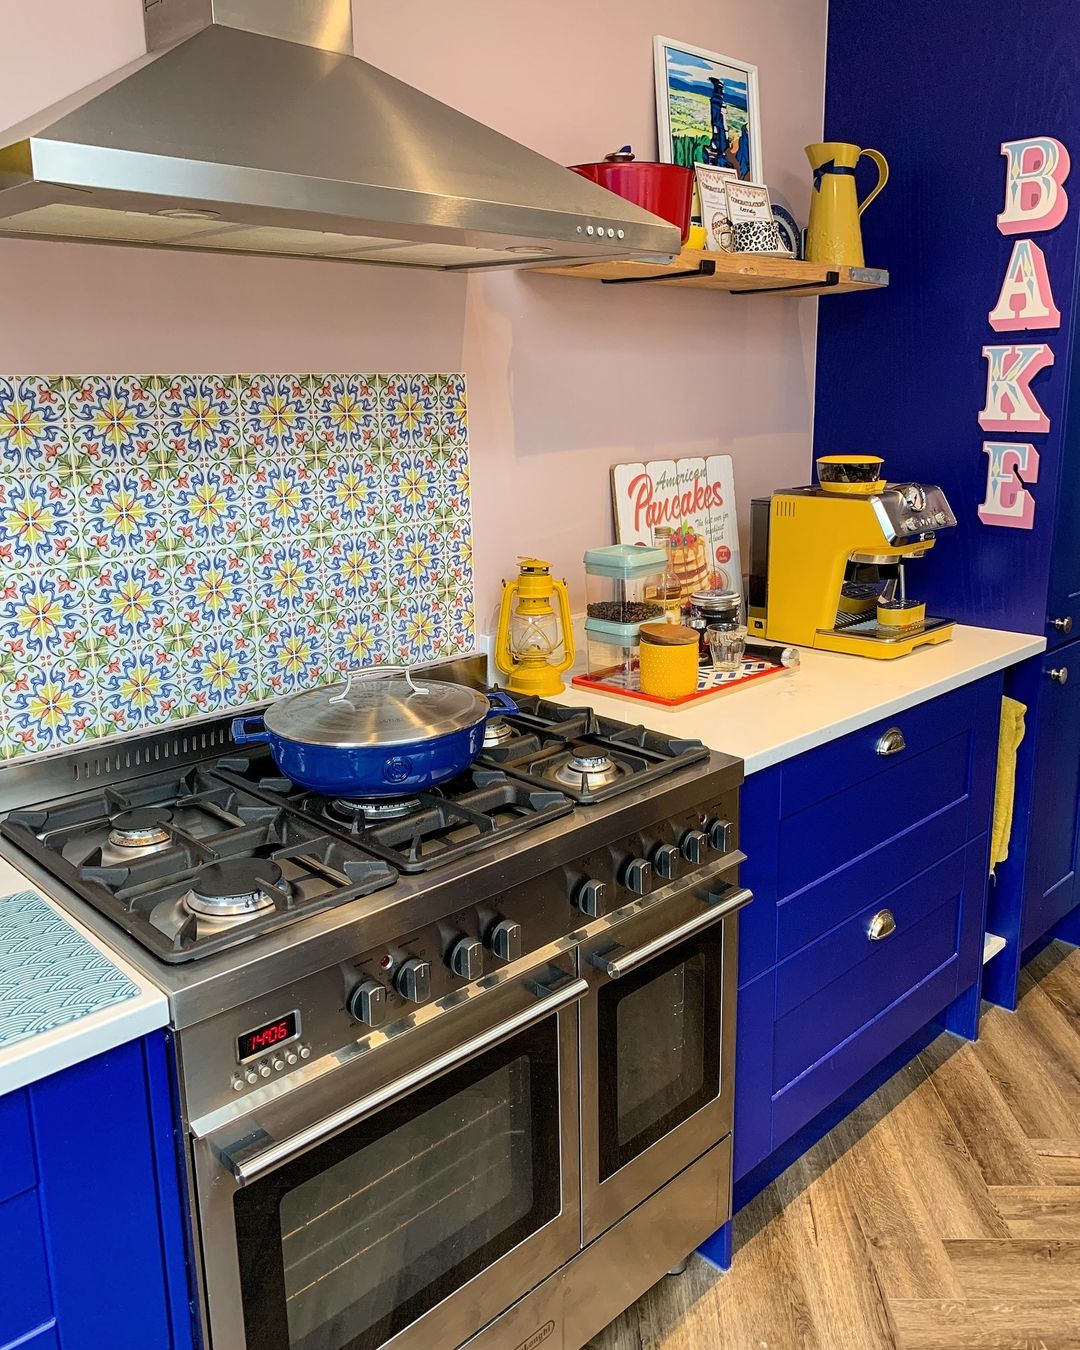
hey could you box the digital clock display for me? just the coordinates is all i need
[237,1011,300,1063]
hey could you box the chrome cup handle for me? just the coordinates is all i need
[327,664,428,706]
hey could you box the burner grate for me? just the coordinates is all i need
[209,756,575,874]
[0,768,397,962]
[476,695,709,803]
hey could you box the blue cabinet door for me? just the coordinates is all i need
[0,1033,196,1350]
[1047,269,1080,647]
[1021,642,1080,949]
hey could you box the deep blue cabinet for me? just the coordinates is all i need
[0,1033,195,1350]
[729,677,999,1201]
[1019,645,1080,949]
[814,0,1080,1000]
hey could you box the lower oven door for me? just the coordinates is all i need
[579,864,750,1244]
[191,961,584,1350]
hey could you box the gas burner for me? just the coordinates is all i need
[483,718,518,749]
[327,796,423,824]
[186,858,284,919]
[554,752,625,791]
[108,807,174,850]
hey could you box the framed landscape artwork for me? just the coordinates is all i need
[653,37,762,184]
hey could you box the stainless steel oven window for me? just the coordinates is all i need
[232,1019,561,1350]
[596,936,721,1180]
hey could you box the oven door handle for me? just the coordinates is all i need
[217,974,589,1186]
[588,883,753,980]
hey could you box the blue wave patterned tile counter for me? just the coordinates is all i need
[0,373,475,758]
[0,890,139,1049]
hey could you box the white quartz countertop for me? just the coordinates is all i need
[0,855,167,1097]
[551,624,1047,774]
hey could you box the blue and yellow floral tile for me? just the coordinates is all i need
[0,374,473,758]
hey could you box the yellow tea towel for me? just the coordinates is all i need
[991,695,1026,874]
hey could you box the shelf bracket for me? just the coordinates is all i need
[730,270,841,295]
[599,262,842,294]
[601,259,719,286]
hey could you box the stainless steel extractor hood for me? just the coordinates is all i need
[0,0,680,270]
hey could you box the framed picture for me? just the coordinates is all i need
[653,37,762,184]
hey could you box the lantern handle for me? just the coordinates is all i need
[552,577,576,675]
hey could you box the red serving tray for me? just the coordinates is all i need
[571,656,789,708]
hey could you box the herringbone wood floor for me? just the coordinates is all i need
[592,941,1080,1350]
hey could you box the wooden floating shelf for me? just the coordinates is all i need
[534,247,889,297]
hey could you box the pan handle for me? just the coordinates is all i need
[231,716,270,745]
[328,665,429,705]
[485,690,520,718]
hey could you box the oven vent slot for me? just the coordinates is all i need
[71,723,234,782]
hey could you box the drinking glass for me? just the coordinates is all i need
[707,624,747,672]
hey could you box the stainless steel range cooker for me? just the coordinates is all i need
[0,658,747,1350]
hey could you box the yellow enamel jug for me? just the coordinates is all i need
[804,142,889,266]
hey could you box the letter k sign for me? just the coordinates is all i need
[978,343,1054,434]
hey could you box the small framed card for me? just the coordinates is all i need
[723,179,773,223]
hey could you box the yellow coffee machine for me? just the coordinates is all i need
[747,457,957,659]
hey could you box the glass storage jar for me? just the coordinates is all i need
[584,616,643,689]
[687,588,744,658]
[584,545,667,626]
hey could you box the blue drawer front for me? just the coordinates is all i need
[772,960,960,1145]
[0,1090,36,1204]
[773,845,968,1088]
[773,897,961,1089]
[777,798,970,959]
[0,1190,52,1346]
[778,730,973,900]
[2,1325,59,1350]
[779,682,982,816]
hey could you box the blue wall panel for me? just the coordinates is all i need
[814,0,1080,637]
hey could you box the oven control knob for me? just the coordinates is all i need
[244,1069,259,1085]
[576,878,608,917]
[271,1057,285,1072]
[652,844,680,882]
[258,1063,272,1078]
[231,1075,244,1092]
[394,959,431,1004]
[681,829,710,865]
[489,919,523,963]
[347,978,388,1027]
[706,818,734,853]
[623,857,653,895]
[285,1050,298,1065]
[449,937,484,981]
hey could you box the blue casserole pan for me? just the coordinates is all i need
[232,670,519,798]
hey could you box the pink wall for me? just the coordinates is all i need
[0,0,826,632]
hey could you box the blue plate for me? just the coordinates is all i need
[771,204,801,259]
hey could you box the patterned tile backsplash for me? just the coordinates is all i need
[0,373,473,759]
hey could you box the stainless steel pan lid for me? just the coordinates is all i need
[262,669,490,749]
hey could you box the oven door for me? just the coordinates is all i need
[191,961,583,1350]
[579,864,749,1244]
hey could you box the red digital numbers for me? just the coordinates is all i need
[238,1012,298,1062]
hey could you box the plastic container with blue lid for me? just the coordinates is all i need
[583,544,667,627]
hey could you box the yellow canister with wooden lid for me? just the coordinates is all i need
[638,623,699,699]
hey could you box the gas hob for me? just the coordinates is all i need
[0,664,737,1031]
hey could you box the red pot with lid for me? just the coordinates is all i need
[569,147,694,242]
